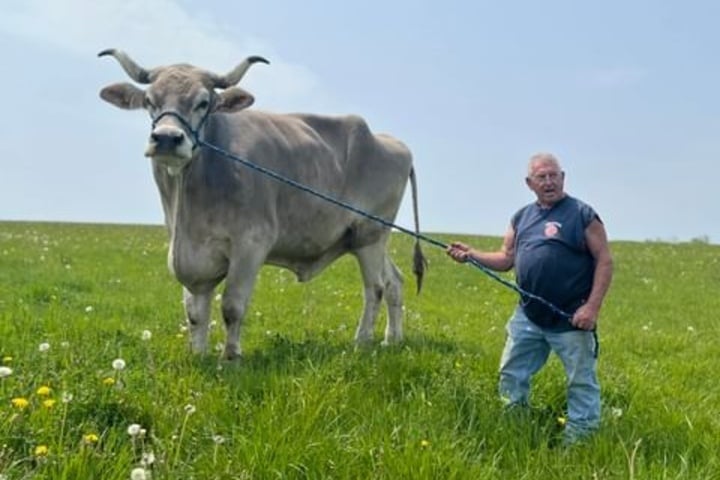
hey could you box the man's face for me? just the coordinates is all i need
[526,161,565,206]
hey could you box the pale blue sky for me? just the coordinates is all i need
[1,0,718,243]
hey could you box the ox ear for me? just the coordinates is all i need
[99,82,145,110]
[215,87,255,113]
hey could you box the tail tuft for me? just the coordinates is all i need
[413,240,428,294]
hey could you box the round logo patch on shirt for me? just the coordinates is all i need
[544,221,561,237]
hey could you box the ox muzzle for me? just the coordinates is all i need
[145,110,209,172]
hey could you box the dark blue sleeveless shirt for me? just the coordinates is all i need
[511,195,600,331]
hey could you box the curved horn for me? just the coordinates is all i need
[212,56,270,89]
[98,48,152,84]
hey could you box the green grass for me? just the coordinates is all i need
[0,221,718,479]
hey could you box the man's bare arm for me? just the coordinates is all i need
[447,225,516,272]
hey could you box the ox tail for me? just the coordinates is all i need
[410,167,428,294]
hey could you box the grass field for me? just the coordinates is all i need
[0,221,718,479]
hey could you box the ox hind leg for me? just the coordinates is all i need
[353,241,404,346]
[184,287,213,354]
[382,257,405,346]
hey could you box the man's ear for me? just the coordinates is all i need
[99,82,145,110]
[215,87,255,113]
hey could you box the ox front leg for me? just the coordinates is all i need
[382,257,405,346]
[354,243,387,345]
[221,253,265,360]
[184,288,213,354]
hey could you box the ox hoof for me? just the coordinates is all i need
[353,339,376,354]
[354,328,374,344]
[223,347,242,361]
[381,334,404,347]
[353,336,374,348]
[189,344,209,356]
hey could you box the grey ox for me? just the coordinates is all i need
[98,49,426,359]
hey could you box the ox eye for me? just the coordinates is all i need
[143,96,156,111]
[195,100,209,111]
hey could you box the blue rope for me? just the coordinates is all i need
[197,138,572,319]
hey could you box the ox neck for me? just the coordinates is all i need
[152,159,189,237]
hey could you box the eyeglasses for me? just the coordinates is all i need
[529,171,562,183]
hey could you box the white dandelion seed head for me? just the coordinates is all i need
[127,423,142,437]
[141,330,152,341]
[0,366,12,378]
[184,404,196,415]
[642,325,650,331]
[687,326,695,333]
[62,392,74,403]
[141,451,156,466]
[38,342,50,352]
[212,435,225,444]
[130,467,149,480]
[85,306,94,313]
[112,359,126,371]
[611,407,623,418]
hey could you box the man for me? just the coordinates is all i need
[446,152,613,444]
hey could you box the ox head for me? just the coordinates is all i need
[98,49,269,174]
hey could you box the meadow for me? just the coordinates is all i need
[0,221,718,479]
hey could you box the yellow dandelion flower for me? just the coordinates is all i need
[2,356,12,363]
[11,397,30,409]
[420,439,431,449]
[34,445,49,456]
[557,416,567,426]
[103,377,116,386]
[36,385,52,396]
[83,433,100,444]
[42,399,57,409]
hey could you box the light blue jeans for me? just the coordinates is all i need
[499,306,600,440]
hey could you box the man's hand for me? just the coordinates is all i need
[571,303,599,331]
[446,242,471,263]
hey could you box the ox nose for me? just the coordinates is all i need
[151,129,185,151]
